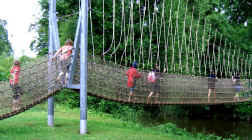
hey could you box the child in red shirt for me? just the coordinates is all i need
[9,60,22,110]
[126,62,141,102]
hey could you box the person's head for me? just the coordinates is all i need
[155,64,159,69]
[132,61,138,68]
[14,60,20,66]
[236,72,240,77]
[65,39,73,46]
[210,70,215,75]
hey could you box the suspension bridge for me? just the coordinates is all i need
[0,0,251,135]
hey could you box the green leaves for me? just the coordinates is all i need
[0,19,12,56]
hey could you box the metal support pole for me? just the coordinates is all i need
[80,0,88,135]
[48,97,54,126]
[48,0,58,127]
[67,15,82,87]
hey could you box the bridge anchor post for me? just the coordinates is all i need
[80,0,88,135]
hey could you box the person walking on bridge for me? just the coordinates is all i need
[53,39,73,86]
[208,71,217,103]
[232,73,241,102]
[126,62,141,102]
[147,64,162,104]
[9,60,23,110]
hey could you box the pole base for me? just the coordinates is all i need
[80,120,87,134]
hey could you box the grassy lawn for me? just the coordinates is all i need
[0,104,198,140]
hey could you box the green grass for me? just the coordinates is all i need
[0,104,202,140]
[0,104,236,140]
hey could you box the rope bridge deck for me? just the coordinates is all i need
[0,57,250,120]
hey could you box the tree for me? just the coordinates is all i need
[222,0,252,24]
[0,19,12,56]
[34,0,251,77]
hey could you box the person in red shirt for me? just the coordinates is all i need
[9,60,22,110]
[53,39,73,86]
[126,62,141,102]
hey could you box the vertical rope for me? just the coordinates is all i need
[175,0,181,73]
[161,0,168,72]
[212,30,217,74]
[89,0,95,62]
[102,0,105,62]
[131,0,135,62]
[227,42,231,76]
[110,0,125,63]
[140,0,147,69]
[223,39,228,76]
[241,51,245,76]
[119,0,131,66]
[217,35,222,77]
[129,0,133,64]
[248,54,252,79]
[147,0,154,67]
[156,0,165,68]
[188,6,194,74]
[220,46,225,77]
[172,35,175,72]
[138,0,143,67]
[195,12,201,75]
[236,48,241,75]
[244,54,248,77]
[113,0,116,63]
[206,24,212,74]
[167,0,173,72]
[201,19,207,76]
[231,45,235,76]
[181,0,188,74]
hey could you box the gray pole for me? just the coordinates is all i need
[48,0,56,127]
[48,97,54,126]
[80,0,88,135]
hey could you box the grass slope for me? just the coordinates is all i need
[0,104,197,140]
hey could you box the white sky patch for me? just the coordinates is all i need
[0,0,41,59]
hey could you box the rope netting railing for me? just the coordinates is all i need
[70,60,251,105]
[66,0,252,105]
[1,0,252,120]
[0,56,63,120]
[0,55,250,120]
[85,0,251,77]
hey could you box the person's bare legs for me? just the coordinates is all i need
[208,89,212,103]
[147,92,153,104]
[57,71,64,81]
[155,93,159,104]
[12,99,17,110]
[233,96,237,102]
[64,72,69,86]
[214,89,216,103]
[12,97,21,110]
[128,90,133,102]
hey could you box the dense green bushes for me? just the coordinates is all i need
[54,88,252,123]
[158,123,240,140]
[54,89,145,122]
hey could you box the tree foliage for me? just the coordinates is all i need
[33,0,252,77]
[0,19,12,56]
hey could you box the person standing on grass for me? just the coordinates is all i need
[53,39,73,86]
[9,60,23,110]
[126,62,141,102]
